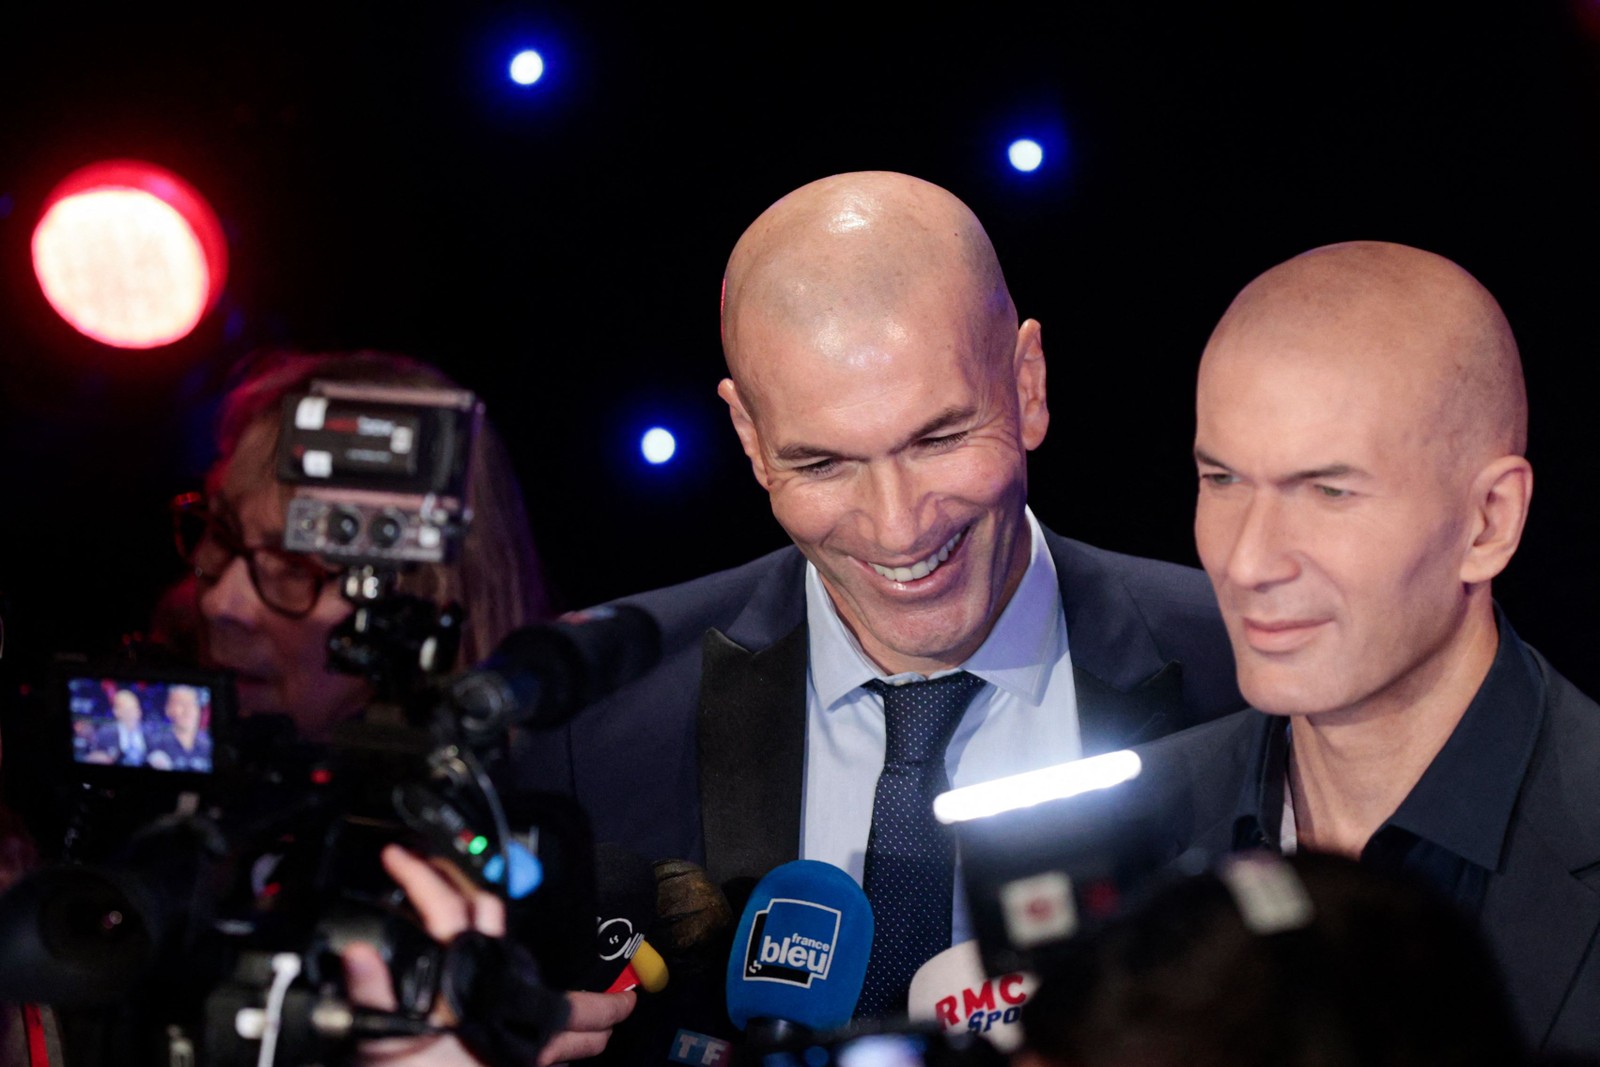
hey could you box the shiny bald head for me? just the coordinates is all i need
[1194,241,1533,722]
[720,171,1016,400]
[1202,241,1526,468]
[714,172,1050,676]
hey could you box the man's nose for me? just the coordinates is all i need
[862,461,926,556]
[1221,492,1301,591]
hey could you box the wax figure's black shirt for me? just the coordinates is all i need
[1135,609,1600,1056]
[1229,609,1544,913]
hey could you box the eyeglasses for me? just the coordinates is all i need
[171,492,337,619]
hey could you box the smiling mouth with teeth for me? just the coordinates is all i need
[868,528,966,583]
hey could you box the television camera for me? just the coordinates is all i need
[0,380,650,1066]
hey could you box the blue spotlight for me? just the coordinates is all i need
[509,49,546,87]
[1008,138,1044,173]
[641,427,677,465]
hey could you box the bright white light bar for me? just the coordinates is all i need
[934,749,1141,824]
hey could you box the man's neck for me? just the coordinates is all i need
[1286,604,1499,858]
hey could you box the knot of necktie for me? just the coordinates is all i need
[865,670,986,769]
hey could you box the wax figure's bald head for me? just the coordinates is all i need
[1194,240,1531,720]
[1203,241,1526,474]
[715,172,1049,676]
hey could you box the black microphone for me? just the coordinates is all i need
[653,859,735,970]
[448,605,661,737]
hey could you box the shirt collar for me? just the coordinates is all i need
[1230,607,1546,871]
[806,507,1065,708]
[1383,610,1545,870]
[1231,714,1290,851]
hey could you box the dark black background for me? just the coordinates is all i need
[2,3,1598,691]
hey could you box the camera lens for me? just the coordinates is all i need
[329,509,362,546]
[370,512,404,549]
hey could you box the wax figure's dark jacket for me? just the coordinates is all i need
[1132,616,1600,1058]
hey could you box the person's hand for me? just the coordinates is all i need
[146,750,173,771]
[533,990,636,1066]
[343,845,504,1066]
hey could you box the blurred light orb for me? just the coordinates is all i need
[509,50,546,86]
[31,160,227,349]
[1007,139,1045,173]
[641,427,677,465]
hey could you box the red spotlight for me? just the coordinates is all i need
[31,160,228,350]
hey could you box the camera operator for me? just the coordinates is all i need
[181,351,646,1066]
[174,349,548,741]
[165,350,631,1064]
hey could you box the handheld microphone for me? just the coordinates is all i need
[653,858,735,969]
[448,605,662,737]
[584,844,669,995]
[906,941,1036,1053]
[724,860,873,1045]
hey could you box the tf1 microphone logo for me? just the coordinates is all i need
[742,897,841,987]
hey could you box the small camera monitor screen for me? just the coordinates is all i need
[67,676,217,775]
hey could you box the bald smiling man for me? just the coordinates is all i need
[519,171,1242,1048]
[1139,241,1600,1056]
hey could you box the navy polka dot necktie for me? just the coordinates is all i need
[854,671,986,1018]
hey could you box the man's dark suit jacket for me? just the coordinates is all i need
[1134,621,1600,1057]
[519,527,1243,889]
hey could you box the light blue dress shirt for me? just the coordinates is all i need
[799,508,1082,944]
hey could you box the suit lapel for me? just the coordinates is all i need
[1044,528,1193,753]
[697,623,808,888]
[1488,670,1600,1052]
[1483,826,1600,1049]
[1074,660,1184,756]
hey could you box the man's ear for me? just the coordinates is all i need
[718,377,772,490]
[1460,455,1533,585]
[1015,318,1049,451]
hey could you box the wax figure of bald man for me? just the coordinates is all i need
[1134,241,1600,1057]
[516,172,1241,1052]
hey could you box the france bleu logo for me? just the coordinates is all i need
[741,897,841,987]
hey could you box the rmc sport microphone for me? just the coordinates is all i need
[906,940,1036,1053]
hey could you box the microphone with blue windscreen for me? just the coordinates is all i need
[724,860,874,1046]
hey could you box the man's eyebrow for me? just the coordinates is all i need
[1194,450,1369,483]
[774,442,845,463]
[772,406,976,464]
[1284,463,1368,482]
[901,406,975,446]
